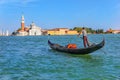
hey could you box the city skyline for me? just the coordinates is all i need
[0,0,120,32]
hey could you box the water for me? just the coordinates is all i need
[0,34,120,80]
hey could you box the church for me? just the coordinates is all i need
[15,15,42,36]
[29,22,42,35]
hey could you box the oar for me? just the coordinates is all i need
[78,36,94,46]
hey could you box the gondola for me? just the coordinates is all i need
[48,39,105,54]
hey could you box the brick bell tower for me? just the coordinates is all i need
[21,15,25,31]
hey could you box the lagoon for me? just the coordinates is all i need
[0,34,120,80]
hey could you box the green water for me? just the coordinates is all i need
[0,34,120,80]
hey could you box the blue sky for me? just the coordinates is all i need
[0,0,120,32]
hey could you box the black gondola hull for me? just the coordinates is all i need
[48,39,105,54]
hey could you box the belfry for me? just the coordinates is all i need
[13,15,42,36]
[21,15,25,31]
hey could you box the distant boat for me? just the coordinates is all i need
[48,39,105,54]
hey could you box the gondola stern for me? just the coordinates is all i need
[48,40,54,46]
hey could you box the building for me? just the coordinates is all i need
[66,30,78,35]
[29,22,42,35]
[14,15,42,36]
[47,28,78,35]
[16,15,28,36]
[112,30,120,34]
[106,28,120,34]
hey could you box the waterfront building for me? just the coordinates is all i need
[112,30,120,34]
[106,28,120,34]
[21,15,25,31]
[16,15,28,36]
[14,15,42,36]
[47,28,78,35]
[66,30,78,35]
[29,22,42,36]
[16,31,28,36]
[47,28,68,35]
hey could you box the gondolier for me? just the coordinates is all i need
[79,27,90,48]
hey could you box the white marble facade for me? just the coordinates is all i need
[29,22,42,36]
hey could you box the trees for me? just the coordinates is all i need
[95,29,104,34]
[72,27,104,34]
[73,27,83,33]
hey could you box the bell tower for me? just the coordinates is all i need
[21,15,25,31]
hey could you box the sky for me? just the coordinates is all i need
[0,0,120,32]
